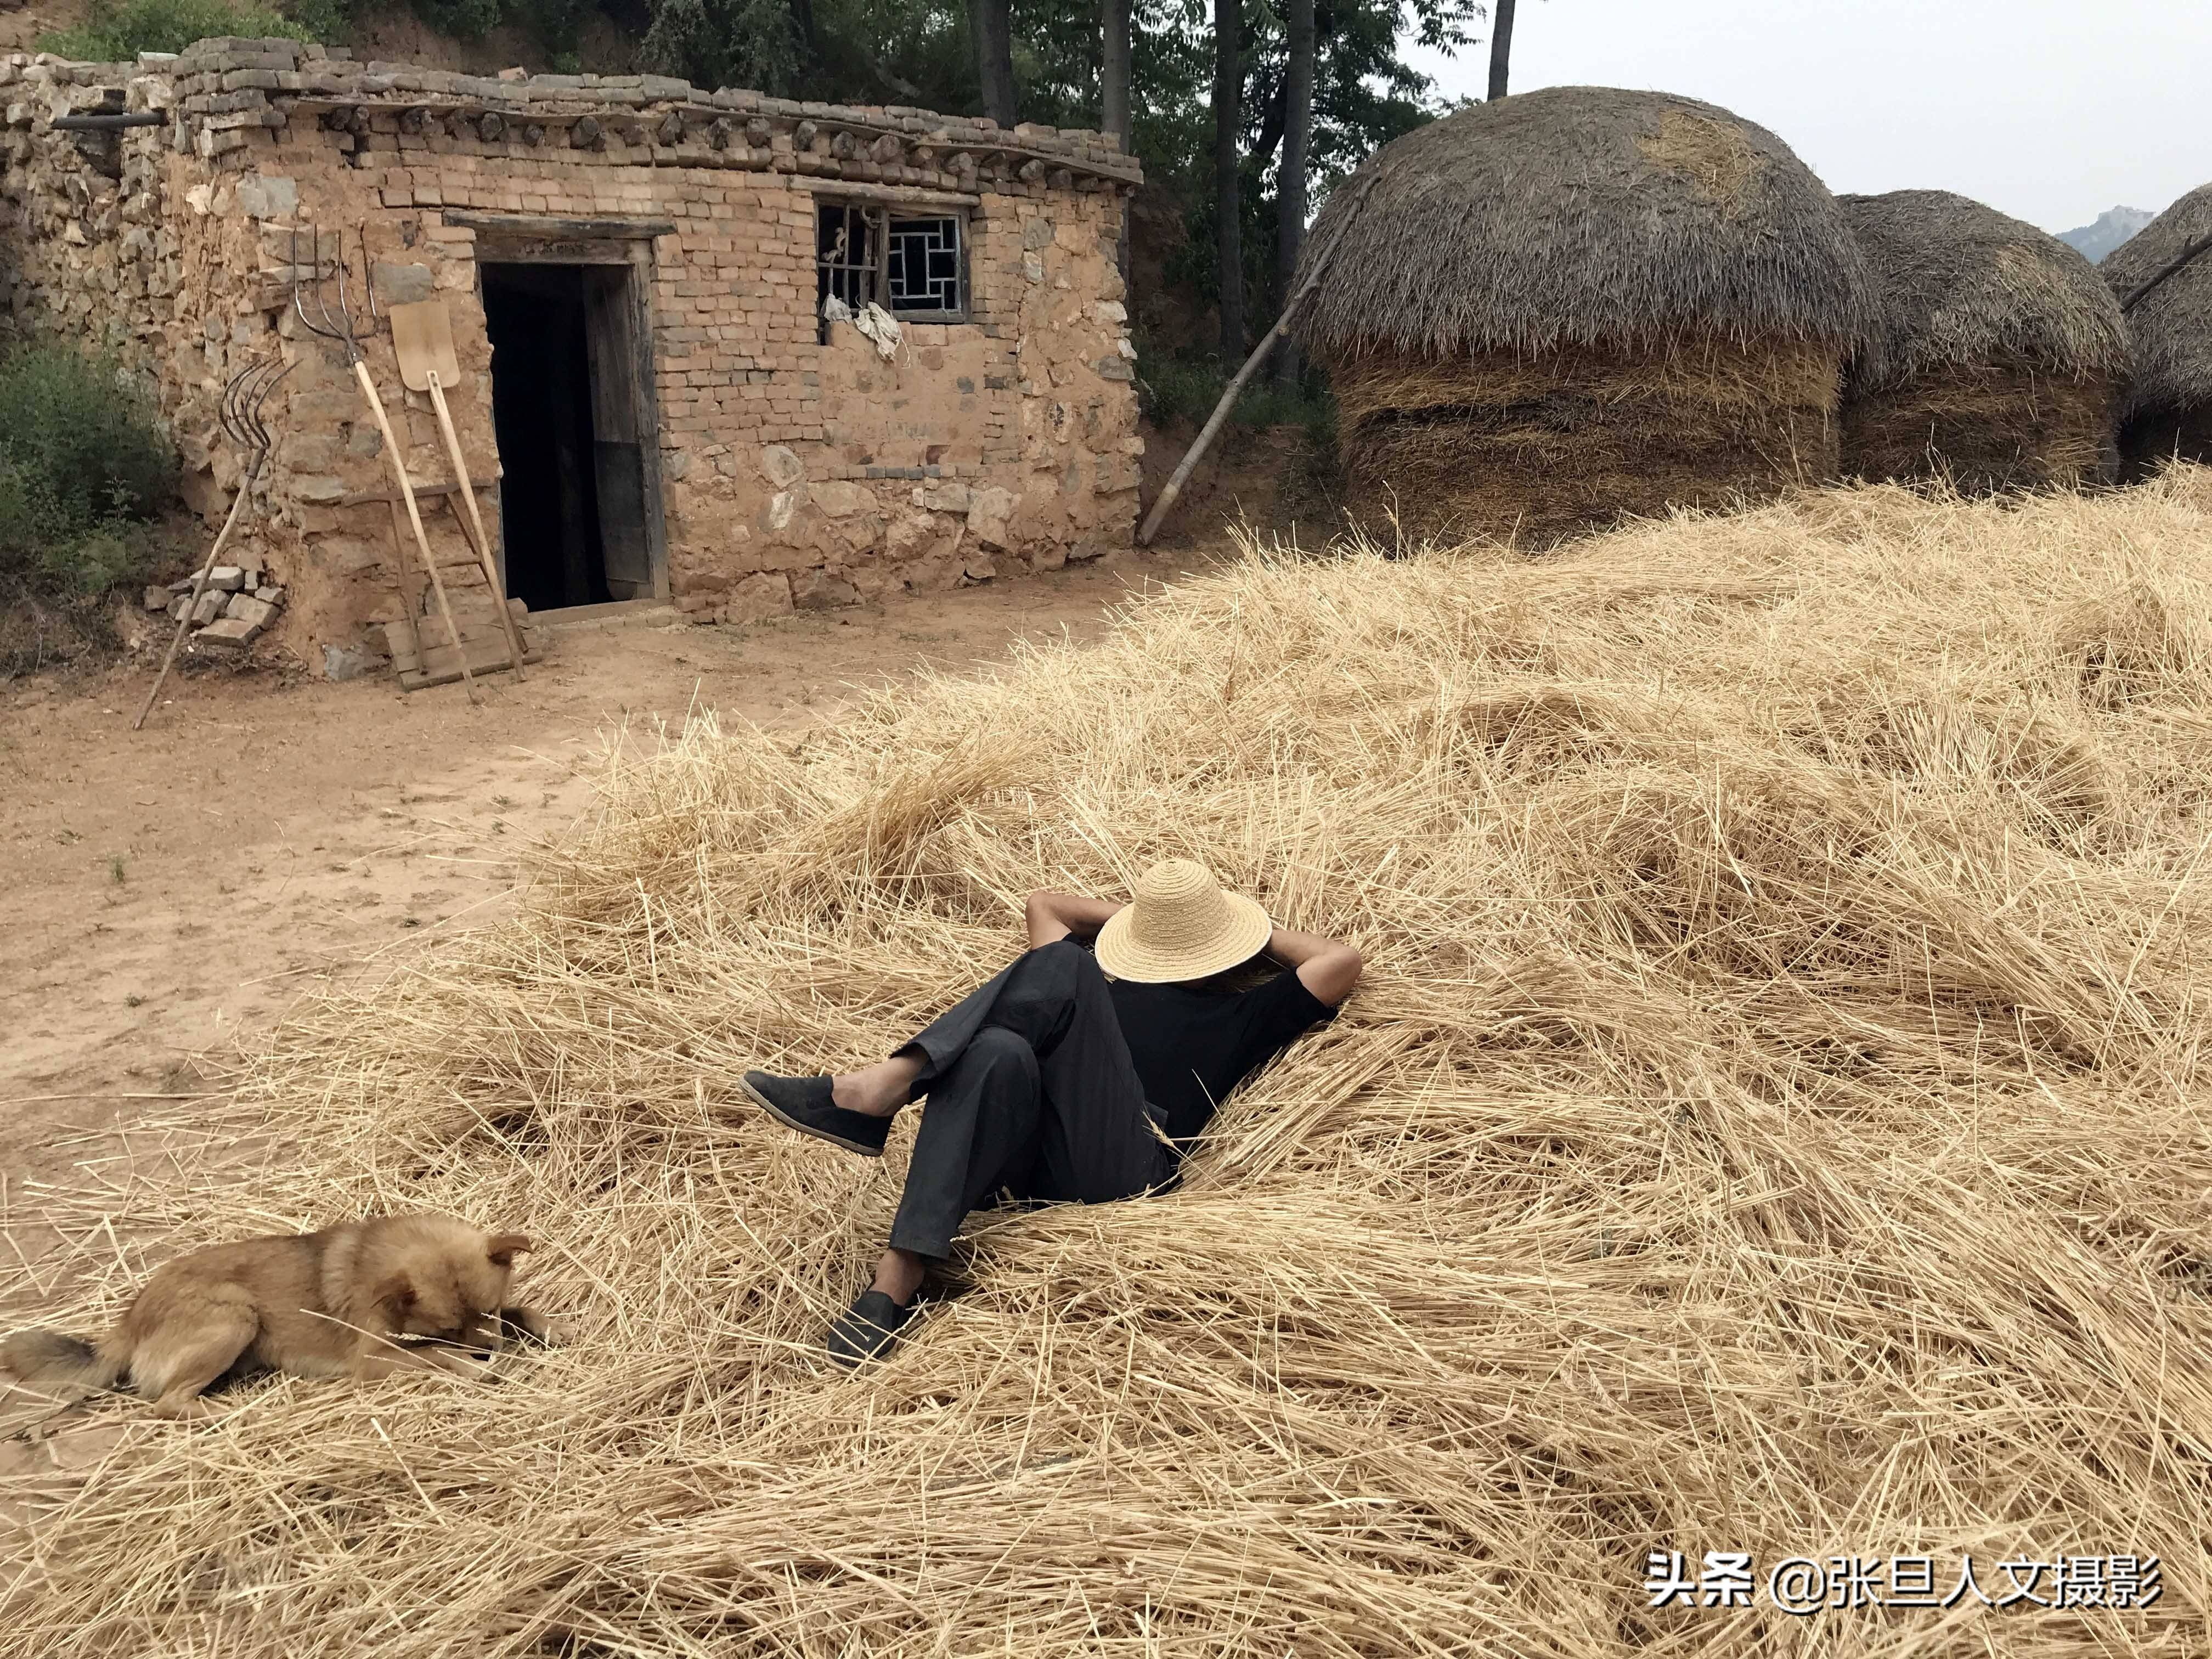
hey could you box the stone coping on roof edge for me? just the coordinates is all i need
[0,38,1143,188]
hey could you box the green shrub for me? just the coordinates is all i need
[281,0,352,42]
[0,459,64,562]
[405,0,505,40]
[512,0,597,60]
[0,346,174,600]
[40,0,317,60]
[44,523,160,595]
[0,346,171,523]
[1132,348,1227,427]
[1133,338,1336,436]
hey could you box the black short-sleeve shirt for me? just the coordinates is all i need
[1107,966,1338,1146]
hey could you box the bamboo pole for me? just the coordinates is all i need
[1137,173,1374,548]
[1139,317,1291,548]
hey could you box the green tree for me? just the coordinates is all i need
[1159,0,1473,352]
[1486,0,1514,97]
[0,345,174,601]
[974,0,1018,123]
[1212,0,1242,356]
[1273,0,1312,387]
[641,0,805,94]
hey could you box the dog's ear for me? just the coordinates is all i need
[374,1272,417,1321]
[486,1233,533,1269]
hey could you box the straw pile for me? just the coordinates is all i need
[2103,182,2212,473]
[9,471,2212,1654]
[1839,190,2130,492]
[1295,88,1878,547]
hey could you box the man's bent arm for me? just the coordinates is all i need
[1264,926,1363,1007]
[1025,890,1125,949]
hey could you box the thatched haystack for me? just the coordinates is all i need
[9,477,2212,1651]
[1839,190,2130,491]
[1295,87,1878,546]
[2102,182,2212,472]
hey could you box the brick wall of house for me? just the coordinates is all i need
[0,42,1142,672]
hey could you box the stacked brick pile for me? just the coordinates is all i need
[143,556,287,653]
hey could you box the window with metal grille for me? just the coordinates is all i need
[816,202,879,323]
[815,202,967,337]
[884,216,963,315]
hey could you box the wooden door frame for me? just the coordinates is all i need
[460,213,671,603]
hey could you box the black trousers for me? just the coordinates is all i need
[887,940,1174,1260]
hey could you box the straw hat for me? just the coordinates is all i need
[1094,859,1273,984]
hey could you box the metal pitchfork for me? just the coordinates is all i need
[133,356,294,730]
[292,219,480,704]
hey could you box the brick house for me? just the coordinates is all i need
[0,38,1143,677]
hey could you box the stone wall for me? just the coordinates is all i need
[658,183,1139,621]
[0,40,1142,669]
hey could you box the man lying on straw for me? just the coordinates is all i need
[741,860,1362,1365]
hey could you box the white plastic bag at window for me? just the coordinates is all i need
[820,293,854,323]
[854,302,902,360]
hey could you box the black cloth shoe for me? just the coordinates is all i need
[826,1290,916,1368]
[740,1072,890,1157]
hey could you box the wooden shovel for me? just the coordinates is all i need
[390,298,527,682]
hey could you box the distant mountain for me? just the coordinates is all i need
[2058,206,2155,264]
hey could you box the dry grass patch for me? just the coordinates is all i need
[8,472,2212,1655]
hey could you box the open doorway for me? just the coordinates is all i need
[481,258,659,611]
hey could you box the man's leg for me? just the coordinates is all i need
[849,946,1153,1304]
[865,1028,1040,1299]
[830,1026,1040,1363]
[832,1054,923,1116]
[857,939,1168,1202]
[783,944,1143,1136]
[765,962,1026,1132]
[753,939,1163,1242]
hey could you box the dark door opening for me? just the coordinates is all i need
[482,260,657,610]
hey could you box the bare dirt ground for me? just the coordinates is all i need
[0,545,1231,1226]
[0,0,85,55]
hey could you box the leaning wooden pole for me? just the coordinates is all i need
[424,376,527,682]
[2119,232,2212,314]
[354,359,479,706]
[1138,313,1298,547]
[131,472,255,730]
[1137,173,1375,548]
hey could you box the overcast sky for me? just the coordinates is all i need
[1406,0,2211,234]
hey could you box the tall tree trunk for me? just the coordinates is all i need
[974,0,1018,127]
[1487,0,1516,100]
[1101,0,1132,143]
[1101,0,1133,280]
[1274,0,1313,390]
[1212,0,1243,358]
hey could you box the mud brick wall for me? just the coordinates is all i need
[0,41,1143,670]
[654,183,1138,619]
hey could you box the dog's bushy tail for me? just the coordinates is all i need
[1,1329,122,1391]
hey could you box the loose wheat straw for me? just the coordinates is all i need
[5,473,2212,1655]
